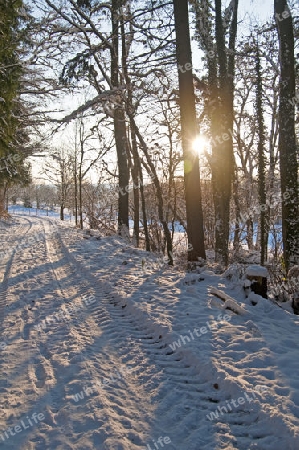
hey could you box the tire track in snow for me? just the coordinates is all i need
[2,217,144,449]
[38,219,156,448]
[0,215,45,447]
[0,251,15,333]
[0,215,36,334]
[54,227,230,449]
[58,229,299,450]
[1,217,208,449]
[0,215,84,449]
[4,219,174,448]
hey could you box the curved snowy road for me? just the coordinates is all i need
[0,215,298,450]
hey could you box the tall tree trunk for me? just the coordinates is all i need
[74,170,78,226]
[256,46,268,265]
[111,0,129,235]
[173,0,206,262]
[246,218,254,250]
[119,5,150,252]
[275,0,299,271]
[194,0,238,265]
[79,142,83,229]
[74,143,78,226]
[79,168,83,229]
[232,163,241,252]
[210,0,238,266]
[120,12,140,246]
[0,187,6,215]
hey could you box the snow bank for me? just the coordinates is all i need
[246,265,269,278]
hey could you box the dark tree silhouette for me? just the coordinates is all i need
[173,0,206,262]
[275,0,299,270]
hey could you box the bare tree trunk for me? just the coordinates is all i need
[119,6,150,251]
[173,0,206,262]
[74,144,78,226]
[120,13,139,246]
[79,140,83,229]
[79,174,83,229]
[0,187,6,215]
[246,218,254,250]
[232,164,241,252]
[74,170,78,226]
[268,79,279,261]
[256,46,268,265]
[275,0,299,271]
[210,0,239,266]
[111,0,129,235]
[194,0,238,265]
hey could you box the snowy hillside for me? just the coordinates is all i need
[0,215,298,450]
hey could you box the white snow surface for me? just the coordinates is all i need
[245,266,269,278]
[0,215,299,450]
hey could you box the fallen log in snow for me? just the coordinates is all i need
[209,287,247,315]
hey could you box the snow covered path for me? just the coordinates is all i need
[0,215,299,450]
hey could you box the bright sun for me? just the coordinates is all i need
[192,135,208,155]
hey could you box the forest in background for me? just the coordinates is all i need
[0,0,298,275]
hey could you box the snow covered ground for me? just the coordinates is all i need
[0,214,298,450]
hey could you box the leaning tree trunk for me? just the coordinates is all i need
[275,0,299,271]
[131,148,140,247]
[130,123,150,251]
[132,119,173,264]
[173,0,206,262]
